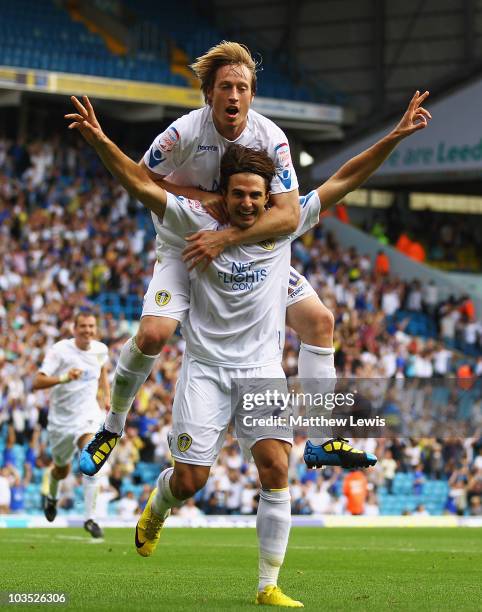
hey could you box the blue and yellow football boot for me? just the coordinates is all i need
[304,438,377,469]
[256,585,303,607]
[135,489,169,557]
[79,427,120,476]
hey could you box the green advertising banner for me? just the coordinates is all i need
[312,78,482,181]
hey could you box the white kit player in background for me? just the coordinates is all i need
[32,311,110,539]
[65,91,430,606]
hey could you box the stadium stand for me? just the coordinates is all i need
[0,0,334,102]
[1,130,481,519]
[0,0,183,85]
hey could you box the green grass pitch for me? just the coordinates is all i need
[1,528,481,610]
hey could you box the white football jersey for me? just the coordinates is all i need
[158,190,321,367]
[143,106,299,257]
[39,338,108,429]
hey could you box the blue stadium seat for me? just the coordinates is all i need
[0,0,344,101]
[133,461,160,485]
[379,477,449,516]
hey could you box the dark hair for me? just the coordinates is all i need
[219,145,275,193]
[74,309,97,327]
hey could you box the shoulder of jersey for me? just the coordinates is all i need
[183,106,210,130]
[91,339,109,354]
[48,338,72,356]
[55,338,72,350]
[299,190,320,209]
[171,193,209,216]
[248,108,285,135]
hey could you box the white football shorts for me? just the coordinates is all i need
[286,267,317,307]
[48,417,102,467]
[142,257,190,323]
[169,353,293,466]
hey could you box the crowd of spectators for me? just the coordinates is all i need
[1,134,481,519]
[363,206,482,272]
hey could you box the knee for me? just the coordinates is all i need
[303,303,334,345]
[173,481,200,500]
[136,320,172,354]
[52,464,70,480]
[310,304,334,336]
[258,457,288,490]
[289,298,335,346]
[171,469,208,500]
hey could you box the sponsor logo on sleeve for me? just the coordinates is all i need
[158,126,180,153]
[148,147,166,169]
[147,126,180,168]
[274,142,292,190]
[176,196,205,212]
[299,190,316,209]
[288,269,304,297]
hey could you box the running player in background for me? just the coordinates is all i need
[32,311,110,538]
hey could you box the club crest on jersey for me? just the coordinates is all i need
[177,433,192,452]
[274,142,292,190]
[258,239,275,251]
[155,290,171,307]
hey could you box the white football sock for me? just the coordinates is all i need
[298,342,336,444]
[83,475,99,521]
[257,488,291,591]
[105,337,159,434]
[151,467,184,519]
[48,470,60,500]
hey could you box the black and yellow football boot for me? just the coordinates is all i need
[79,427,120,475]
[304,438,377,469]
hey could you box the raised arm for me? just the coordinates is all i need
[65,96,167,219]
[317,91,431,210]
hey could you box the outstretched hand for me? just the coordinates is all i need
[65,95,106,146]
[394,90,432,137]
